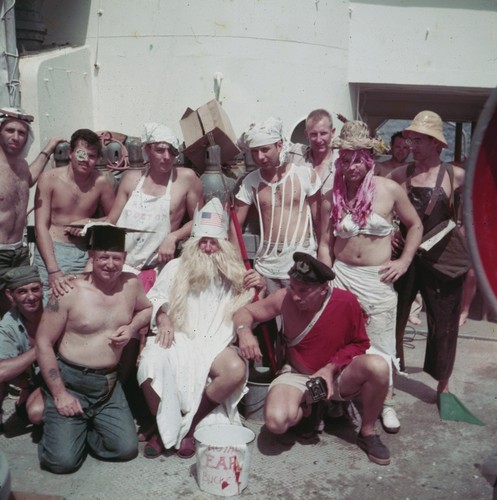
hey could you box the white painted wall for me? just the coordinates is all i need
[17,0,497,158]
[19,46,94,153]
[38,0,352,141]
[348,0,497,87]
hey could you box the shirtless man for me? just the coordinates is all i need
[0,108,63,315]
[107,122,203,278]
[389,111,466,396]
[36,225,152,474]
[234,117,321,293]
[375,131,410,177]
[377,131,422,326]
[33,129,115,299]
[233,252,391,465]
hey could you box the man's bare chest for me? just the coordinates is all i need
[52,181,100,212]
[0,171,29,209]
[257,181,303,211]
[70,294,132,333]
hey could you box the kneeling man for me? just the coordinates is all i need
[138,198,264,458]
[36,225,152,473]
[0,266,45,428]
[233,252,392,465]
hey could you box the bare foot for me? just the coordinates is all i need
[437,379,449,394]
[408,315,422,326]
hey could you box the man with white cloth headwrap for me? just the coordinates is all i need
[234,117,321,293]
[0,107,64,316]
[107,123,203,430]
[107,122,203,279]
[137,198,265,459]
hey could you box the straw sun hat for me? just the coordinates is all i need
[332,120,387,154]
[403,110,448,147]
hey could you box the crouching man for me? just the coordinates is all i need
[0,266,45,429]
[36,225,152,473]
[233,252,392,465]
[137,198,265,459]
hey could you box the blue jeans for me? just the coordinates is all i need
[39,359,138,474]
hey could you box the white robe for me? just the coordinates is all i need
[137,258,247,449]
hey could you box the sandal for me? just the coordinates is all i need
[177,436,196,459]
[144,433,164,459]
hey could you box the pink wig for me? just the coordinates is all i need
[331,149,376,230]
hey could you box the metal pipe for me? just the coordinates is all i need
[2,0,20,107]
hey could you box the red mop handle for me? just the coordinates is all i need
[230,205,277,375]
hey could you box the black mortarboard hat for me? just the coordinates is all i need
[65,222,152,252]
[89,225,127,252]
[288,252,335,284]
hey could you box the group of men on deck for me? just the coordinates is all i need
[0,103,467,472]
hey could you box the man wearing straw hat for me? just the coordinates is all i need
[389,111,466,398]
[138,198,265,459]
[234,117,321,294]
[317,120,422,434]
[36,224,152,474]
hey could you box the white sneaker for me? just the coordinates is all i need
[381,405,400,434]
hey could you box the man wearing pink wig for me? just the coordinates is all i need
[318,120,422,434]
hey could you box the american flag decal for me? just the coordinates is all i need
[201,212,224,227]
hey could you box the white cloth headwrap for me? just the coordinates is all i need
[238,117,284,149]
[191,197,229,240]
[238,117,292,164]
[141,123,179,149]
[0,107,34,158]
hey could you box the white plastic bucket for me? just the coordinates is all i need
[194,424,256,497]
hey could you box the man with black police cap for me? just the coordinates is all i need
[233,252,392,465]
[36,223,152,473]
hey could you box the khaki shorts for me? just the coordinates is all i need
[269,364,361,401]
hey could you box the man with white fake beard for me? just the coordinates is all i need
[137,198,265,459]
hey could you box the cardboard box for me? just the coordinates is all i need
[180,100,240,169]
